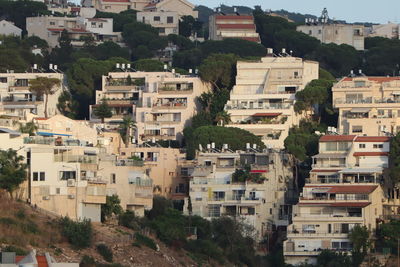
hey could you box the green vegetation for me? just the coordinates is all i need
[59,217,92,249]
[101,195,123,223]
[18,121,37,136]
[93,99,113,124]
[133,59,164,72]
[376,220,400,255]
[0,149,27,198]
[96,244,113,262]
[134,232,157,250]
[95,9,137,32]
[389,132,400,185]
[232,166,265,183]
[119,116,136,147]
[29,77,61,118]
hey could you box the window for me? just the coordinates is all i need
[354,81,366,87]
[373,144,383,149]
[33,172,38,181]
[294,71,299,78]
[59,171,76,180]
[50,21,56,26]
[352,126,363,133]
[153,16,160,22]
[56,188,60,194]
[308,30,312,35]
[318,29,322,34]
[98,23,103,28]
[33,172,45,181]
[359,144,366,149]
[158,27,165,34]
[91,22,96,27]
[378,109,385,116]
[205,160,212,166]
[110,173,116,184]
[0,77,7,83]
[167,16,174,23]
[40,172,45,181]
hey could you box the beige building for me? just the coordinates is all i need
[90,71,210,144]
[209,14,260,43]
[137,11,178,36]
[143,0,198,18]
[367,23,399,39]
[284,135,387,265]
[333,76,400,136]
[91,0,149,14]
[26,16,121,48]
[0,72,64,119]
[184,148,296,240]
[225,55,319,149]
[120,145,193,200]
[297,23,365,50]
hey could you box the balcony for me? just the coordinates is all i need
[9,85,30,91]
[54,154,98,163]
[158,83,193,94]
[225,103,291,110]
[152,102,187,110]
[115,159,144,167]
[146,120,181,125]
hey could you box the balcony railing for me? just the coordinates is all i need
[115,159,144,167]
[54,154,98,163]
[225,103,291,110]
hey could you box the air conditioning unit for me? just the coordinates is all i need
[67,179,75,187]
[42,196,50,200]
[68,194,75,199]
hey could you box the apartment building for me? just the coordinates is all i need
[90,71,210,144]
[333,76,400,136]
[209,13,261,43]
[225,54,319,149]
[0,72,64,119]
[120,145,194,200]
[297,23,365,50]
[367,23,399,39]
[184,147,296,240]
[142,0,198,18]
[284,135,387,265]
[27,16,121,48]
[90,0,150,13]
[0,20,22,37]
[137,11,178,36]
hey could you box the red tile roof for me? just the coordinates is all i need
[299,202,371,208]
[216,15,254,20]
[353,152,389,157]
[71,7,80,12]
[310,169,341,173]
[326,185,378,194]
[355,136,390,142]
[47,28,64,32]
[88,18,108,22]
[240,36,261,42]
[217,24,256,29]
[252,112,281,117]
[37,256,49,267]
[34,117,48,120]
[343,77,400,83]
[319,135,356,142]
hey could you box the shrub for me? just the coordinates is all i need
[80,255,96,267]
[3,245,27,256]
[59,217,92,248]
[118,210,140,230]
[134,232,157,250]
[96,244,113,262]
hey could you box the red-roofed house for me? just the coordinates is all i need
[209,13,261,43]
[332,76,400,136]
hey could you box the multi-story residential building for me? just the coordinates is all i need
[0,72,64,119]
[26,16,121,48]
[120,145,194,201]
[225,55,319,148]
[0,20,22,37]
[367,23,399,39]
[332,76,400,136]
[142,0,198,18]
[284,135,387,265]
[137,11,178,36]
[297,23,365,50]
[184,147,296,240]
[209,13,261,43]
[89,0,150,14]
[90,71,210,144]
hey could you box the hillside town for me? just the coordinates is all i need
[0,0,400,266]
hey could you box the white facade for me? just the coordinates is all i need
[137,11,178,36]
[0,72,64,119]
[90,71,210,144]
[0,20,22,37]
[297,23,365,50]
[225,55,319,149]
[209,14,260,42]
[184,149,296,240]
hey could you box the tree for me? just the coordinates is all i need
[59,217,92,248]
[93,99,112,123]
[294,79,333,115]
[198,54,238,90]
[349,225,369,266]
[377,220,400,254]
[316,250,352,267]
[179,15,203,37]
[101,195,123,222]
[133,59,164,72]
[214,111,231,126]
[119,116,136,148]
[19,121,37,136]
[29,77,61,118]
[0,149,27,198]
[389,132,400,185]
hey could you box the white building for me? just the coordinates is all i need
[0,20,22,37]
[367,23,399,39]
[0,72,64,119]
[90,71,210,144]
[225,54,319,149]
[284,135,387,265]
[184,148,296,240]
[137,11,178,36]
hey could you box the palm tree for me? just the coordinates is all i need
[29,77,61,118]
[19,121,38,136]
[214,111,231,126]
[119,116,136,148]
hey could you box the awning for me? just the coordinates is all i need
[250,170,268,173]
[37,131,72,137]
[313,153,347,159]
[252,113,281,117]
[3,105,36,109]
[339,167,382,174]
[350,108,371,113]
[84,150,97,155]
[0,127,21,136]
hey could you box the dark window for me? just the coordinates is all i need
[59,171,76,180]
[40,172,45,181]
[167,16,174,23]
[111,173,116,184]
[154,16,160,22]
[33,172,38,181]
[158,27,165,34]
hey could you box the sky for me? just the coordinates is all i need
[191,0,400,24]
